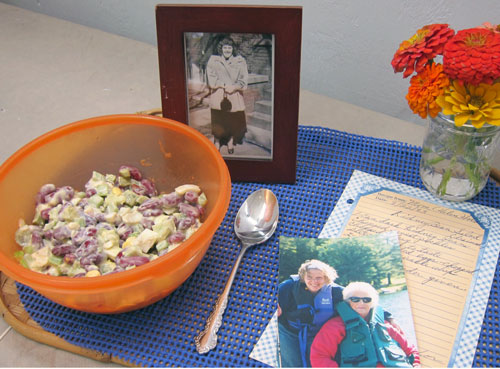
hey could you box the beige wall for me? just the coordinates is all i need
[2,0,500,126]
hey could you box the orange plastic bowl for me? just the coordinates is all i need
[0,114,231,313]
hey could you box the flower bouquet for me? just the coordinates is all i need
[391,23,500,201]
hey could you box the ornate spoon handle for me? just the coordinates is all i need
[195,244,250,354]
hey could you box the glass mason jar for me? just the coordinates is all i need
[419,113,500,202]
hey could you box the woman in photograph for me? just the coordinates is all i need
[310,282,420,368]
[206,36,248,154]
[278,260,344,367]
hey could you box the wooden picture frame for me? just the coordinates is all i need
[156,5,302,183]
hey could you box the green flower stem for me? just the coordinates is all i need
[421,113,500,201]
[431,135,486,197]
[425,156,445,166]
[435,130,474,197]
[436,156,455,196]
[465,163,481,193]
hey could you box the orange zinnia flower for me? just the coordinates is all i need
[406,63,450,118]
[392,24,455,78]
[443,28,500,85]
[480,22,500,34]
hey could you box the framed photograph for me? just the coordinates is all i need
[156,5,302,183]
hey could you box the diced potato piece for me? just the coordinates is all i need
[118,207,144,225]
[98,229,120,250]
[152,215,175,240]
[29,246,50,270]
[175,184,201,196]
[104,246,121,260]
[136,229,158,253]
[122,236,137,249]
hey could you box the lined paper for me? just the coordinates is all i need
[340,190,484,368]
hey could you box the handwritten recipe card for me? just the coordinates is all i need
[320,171,500,368]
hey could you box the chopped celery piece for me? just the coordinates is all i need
[49,254,63,266]
[96,183,110,196]
[14,250,24,261]
[198,192,208,206]
[156,240,169,252]
[105,174,116,183]
[123,190,137,206]
[89,194,104,207]
[118,176,131,187]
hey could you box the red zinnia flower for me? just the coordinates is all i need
[443,27,500,85]
[391,24,455,78]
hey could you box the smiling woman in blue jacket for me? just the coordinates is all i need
[278,260,344,367]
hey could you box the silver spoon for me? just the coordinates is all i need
[195,188,279,354]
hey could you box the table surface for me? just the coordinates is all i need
[0,3,498,367]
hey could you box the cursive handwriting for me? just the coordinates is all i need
[341,189,485,368]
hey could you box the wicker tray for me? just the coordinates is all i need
[0,272,131,366]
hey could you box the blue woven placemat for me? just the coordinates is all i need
[16,125,500,367]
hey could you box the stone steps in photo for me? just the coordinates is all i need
[254,99,272,115]
[247,110,272,131]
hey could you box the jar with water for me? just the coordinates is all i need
[419,113,500,202]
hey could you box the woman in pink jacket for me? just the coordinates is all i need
[310,282,420,368]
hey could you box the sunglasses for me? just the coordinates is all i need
[349,297,372,303]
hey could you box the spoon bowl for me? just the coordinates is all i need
[195,189,279,354]
[234,189,279,245]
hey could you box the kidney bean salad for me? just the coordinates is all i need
[14,165,207,277]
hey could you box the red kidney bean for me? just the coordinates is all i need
[115,251,150,268]
[53,226,71,241]
[75,239,98,258]
[40,208,51,221]
[119,165,143,181]
[52,244,76,256]
[138,198,162,211]
[178,217,195,230]
[141,217,154,229]
[168,231,185,244]
[64,253,76,264]
[85,187,97,197]
[179,202,200,218]
[36,184,56,204]
[160,192,182,207]
[184,191,199,203]
[141,178,157,197]
[141,208,163,217]
[117,223,133,240]
[131,183,147,196]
